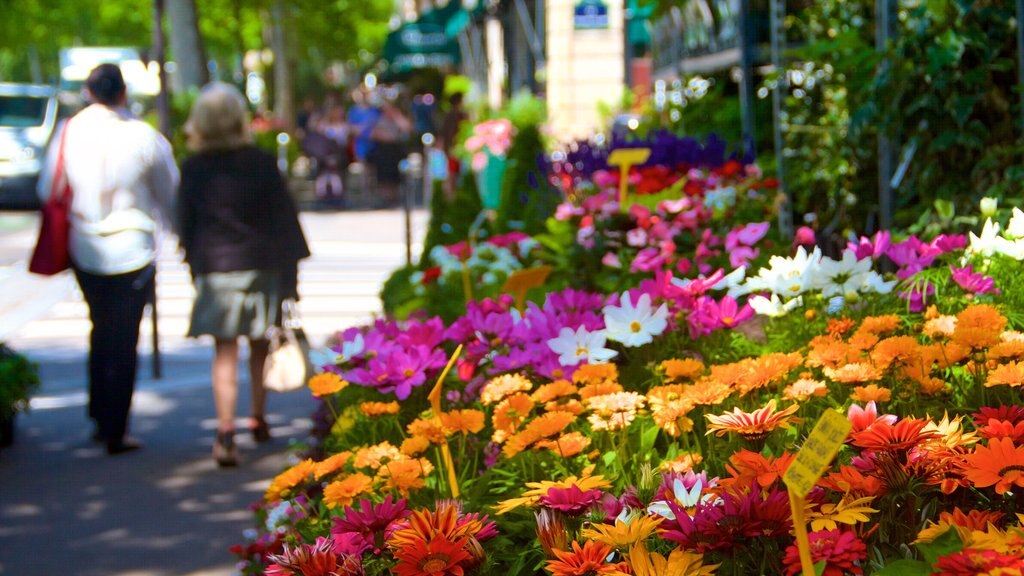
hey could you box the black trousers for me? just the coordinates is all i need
[74,264,154,442]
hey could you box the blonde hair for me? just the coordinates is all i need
[185,82,251,152]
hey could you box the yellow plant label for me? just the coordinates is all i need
[782,409,852,498]
[607,147,651,208]
[503,266,552,312]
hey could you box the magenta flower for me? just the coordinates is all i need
[539,484,605,517]
[795,226,817,248]
[847,230,890,260]
[331,497,410,555]
[726,222,770,251]
[950,265,1000,295]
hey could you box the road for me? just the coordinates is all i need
[0,207,428,576]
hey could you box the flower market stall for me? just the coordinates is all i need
[233,126,1024,575]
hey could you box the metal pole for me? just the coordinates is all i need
[1018,0,1024,138]
[876,0,895,231]
[770,0,792,238]
[149,277,161,379]
[624,3,633,89]
[150,0,168,380]
[738,0,756,158]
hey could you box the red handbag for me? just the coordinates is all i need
[28,122,73,276]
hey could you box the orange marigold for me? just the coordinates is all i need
[870,336,920,371]
[784,378,829,401]
[952,304,1008,350]
[572,363,619,386]
[858,315,903,335]
[532,379,578,403]
[353,441,402,469]
[850,384,892,403]
[578,380,624,401]
[377,457,433,495]
[400,435,431,456]
[824,362,883,384]
[989,340,1024,361]
[585,391,646,414]
[314,450,352,480]
[265,458,315,502]
[359,401,400,417]
[492,393,535,442]
[440,409,486,435]
[308,373,347,397]
[923,315,958,339]
[660,358,705,382]
[407,417,448,444]
[480,373,533,405]
[536,431,592,458]
[651,400,694,437]
[503,411,576,457]
[847,331,880,352]
[323,473,374,508]
[827,317,857,337]
[986,361,1024,388]
[659,452,704,474]
[545,398,586,415]
[680,380,732,406]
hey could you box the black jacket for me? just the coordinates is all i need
[178,146,310,285]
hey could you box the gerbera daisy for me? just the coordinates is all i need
[705,399,800,442]
[723,450,796,489]
[847,401,898,434]
[784,377,829,401]
[986,361,1024,388]
[267,537,361,576]
[781,529,868,576]
[389,502,481,548]
[546,540,624,576]
[850,418,938,453]
[323,473,374,509]
[392,534,471,576]
[962,437,1024,494]
[532,380,577,403]
[932,548,1024,575]
[265,458,316,502]
[850,384,892,403]
[535,508,569,558]
[921,413,979,449]
[480,373,533,405]
[360,401,400,417]
[308,373,348,397]
[495,473,612,515]
[539,484,605,516]
[627,544,718,576]
[535,431,592,458]
[314,451,353,480]
[491,393,535,442]
[951,304,1008,350]
[332,496,410,553]
[660,358,706,383]
[440,410,486,435]
[973,405,1024,427]
[582,513,663,548]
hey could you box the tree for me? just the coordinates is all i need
[167,0,209,89]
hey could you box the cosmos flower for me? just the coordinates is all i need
[547,326,619,366]
[602,292,669,347]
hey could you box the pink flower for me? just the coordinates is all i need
[602,252,622,268]
[846,230,889,260]
[726,222,770,250]
[783,529,867,576]
[950,265,999,295]
[627,228,649,247]
[539,484,604,517]
[729,246,758,268]
[794,226,816,247]
[847,401,897,435]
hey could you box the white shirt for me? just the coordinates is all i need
[38,104,179,275]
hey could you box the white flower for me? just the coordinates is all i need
[861,271,897,294]
[749,294,803,317]
[647,478,718,520]
[334,333,365,364]
[980,197,998,218]
[748,246,822,296]
[968,218,1012,258]
[712,267,750,299]
[813,250,872,298]
[602,292,669,347]
[1006,208,1024,241]
[547,326,618,366]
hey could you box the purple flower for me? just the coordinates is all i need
[847,230,890,260]
[950,265,1000,295]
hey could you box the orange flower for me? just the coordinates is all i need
[308,373,347,397]
[705,399,800,441]
[986,361,1024,388]
[651,400,694,437]
[824,362,883,384]
[951,304,1007,350]
[572,363,619,386]
[546,398,585,415]
[359,401,400,417]
[492,393,535,442]
[377,457,433,495]
[546,540,624,576]
[400,435,431,456]
[503,411,577,457]
[536,431,592,458]
[578,381,624,401]
[353,441,402,469]
[819,465,884,497]
[850,384,892,403]
[806,336,855,369]
[681,380,732,406]
[724,450,796,489]
[314,450,352,480]
[585,392,645,432]
[647,384,687,407]
[392,533,471,576]
[938,508,1006,531]
[858,315,902,334]
[661,358,705,382]
[323,473,374,508]
[989,341,1024,361]
[739,353,803,395]
[388,502,478,548]
[850,418,937,453]
[962,437,1024,494]
[827,317,856,337]
[784,378,829,400]
[659,452,704,474]
[440,409,486,435]
[923,315,958,339]
[532,379,577,403]
[407,417,448,444]
[265,458,315,502]
[847,331,880,352]
[870,336,920,371]
[480,373,533,405]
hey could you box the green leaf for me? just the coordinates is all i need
[873,560,932,576]
[640,422,659,455]
[602,451,618,467]
[934,199,955,221]
[814,560,827,576]
[919,527,964,567]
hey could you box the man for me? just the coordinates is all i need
[37,64,179,454]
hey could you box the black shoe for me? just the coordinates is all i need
[251,417,271,443]
[107,438,142,455]
[213,430,238,467]
[91,428,106,444]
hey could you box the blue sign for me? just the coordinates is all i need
[574,0,609,29]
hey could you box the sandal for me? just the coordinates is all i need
[213,430,239,467]
[251,416,271,443]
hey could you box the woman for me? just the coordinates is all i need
[178,83,310,467]
[369,98,413,207]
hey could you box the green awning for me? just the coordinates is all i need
[627,0,653,47]
[381,1,468,75]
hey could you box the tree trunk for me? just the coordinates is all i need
[167,0,209,90]
[271,0,295,132]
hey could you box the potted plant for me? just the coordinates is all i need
[0,344,40,447]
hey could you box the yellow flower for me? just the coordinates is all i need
[265,458,315,502]
[627,544,718,576]
[807,495,878,532]
[850,384,892,403]
[323,473,373,508]
[308,373,347,397]
[314,450,352,480]
[583,514,662,548]
[660,358,705,383]
[359,401,400,417]
[495,472,611,515]
[480,373,533,405]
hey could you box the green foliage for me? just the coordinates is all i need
[0,344,40,418]
[421,177,484,260]
[495,124,561,235]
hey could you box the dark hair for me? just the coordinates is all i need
[86,64,127,105]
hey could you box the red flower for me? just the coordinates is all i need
[546,540,623,576]
[973,405,1024,427]
[266,537,362,576]
[851,418,937,453]
[539,484,605,517]
[782,529,868,576]
[932,548,1024,575]
[422,266,442,284]
[393,535,471,576]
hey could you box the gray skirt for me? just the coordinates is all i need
[188,270,282,339]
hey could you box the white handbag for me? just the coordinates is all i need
[263,300,312,393]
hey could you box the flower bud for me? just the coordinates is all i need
[980,197,998,218]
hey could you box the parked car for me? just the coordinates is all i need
[0,83,59,209]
